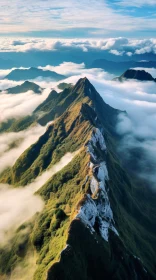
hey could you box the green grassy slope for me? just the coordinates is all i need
[0,78,155,280]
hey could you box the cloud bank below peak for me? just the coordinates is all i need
[0,151,78,245]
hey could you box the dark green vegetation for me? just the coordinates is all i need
[57,82,72,90]
[1,81,42,94]
[0,78,155,280]
[0,221,34,276]
[91,59,156,75]
[116,69,156,82]
[5,67,66,81]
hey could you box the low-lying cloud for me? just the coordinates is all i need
[0,124,46,172]
[0,62,156,190]
[0,151,79,245]
[0,88,50,123]
[0,61,156,248]
[39,62,114,80]
[0,79,21,91]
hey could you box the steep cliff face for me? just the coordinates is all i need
[0,78,155,280]
[45,123,155,280]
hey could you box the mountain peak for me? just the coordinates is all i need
[120,69,155,82]
[23,80,33,85]
[5,80,42,94]
[76,76,91,85]
[5,67,66,81]
[73,77,99,101]
[29,67,37,71]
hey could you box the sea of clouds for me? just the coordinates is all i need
[0,60,156,249]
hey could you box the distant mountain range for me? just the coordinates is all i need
[116,69,156,82]
[1,81,42,94]
[0,57,14,69]
[91,59,156,75]
[5,67,66,81]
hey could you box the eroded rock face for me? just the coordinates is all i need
[76,128,118,242]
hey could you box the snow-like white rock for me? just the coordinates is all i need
[90,176,98,194]
[97,162,109,185]
[86,128,106,161]
[76,194,97,229]
[91,128,106,151]
[87,142,97,161]
[77,127,119,242]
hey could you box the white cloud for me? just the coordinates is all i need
[126,52,133,56]
[0,37,156,56]
[0,184,44,245]
[0,0,155,35]
[109,49,125,56]
[39,62,114,79]
[0,79,21,90]
[0,88,50,122]
[39,62,86,76]
[0,151,79,245]
[0,125,46,172]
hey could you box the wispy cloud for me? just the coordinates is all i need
[116,0,156,7]
[0,0,155,36]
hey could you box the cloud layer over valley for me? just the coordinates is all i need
[0,125,46,172]
[0,151,78,245]
[0,62,156,190]
[0,61,156,249]
[0,88,50,122]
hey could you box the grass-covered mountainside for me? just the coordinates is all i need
[0,78,155,280]
[0,77,120,133]
[116,69,156,82]
[3,81,42,94]
[5,67,66,81]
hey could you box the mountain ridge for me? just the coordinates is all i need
[1,80,42,94]
[91,59,156,75]
[5,67,66,81]
[0,77,155,280]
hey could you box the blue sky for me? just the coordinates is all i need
[0,0,156,38]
